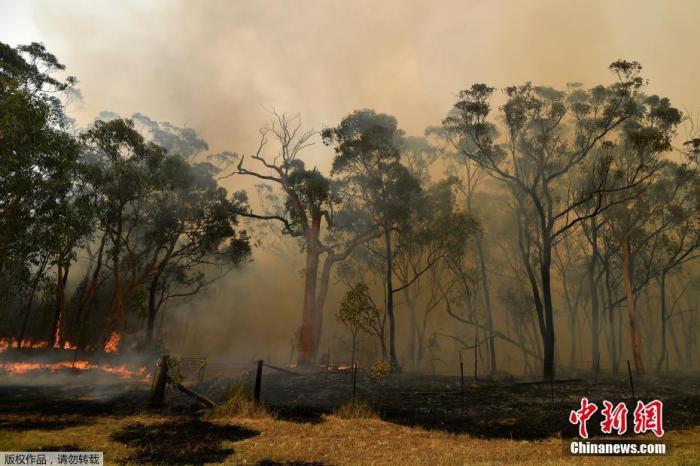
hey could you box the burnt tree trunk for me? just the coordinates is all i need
[588,222,601,372]
[476,233,496,374]
[146,270,163,346]
[18,253,49,344]
[655,271,668,372]
[540,237,556,380]
[50,258,70,347]
[621,235,644,375]
[298,222,321,365]
[384,226,400,372]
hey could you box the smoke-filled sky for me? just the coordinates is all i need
[3,0,700,365]
[3,0,700,168]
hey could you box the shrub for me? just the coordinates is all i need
[334,400,377,419]
[368,361,391,379]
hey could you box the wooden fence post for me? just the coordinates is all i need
[150,355,169,406]
[473,337,478,381]
[254,359,264,405]
[352,362,358,401]
[459,351,464,394]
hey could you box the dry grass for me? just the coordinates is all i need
[1,412,698,465]
[210,381,269,418]
[333,399,378,419]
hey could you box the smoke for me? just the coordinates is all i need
[3,0,700,373]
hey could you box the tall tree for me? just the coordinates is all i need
[81,119,167,338]
[0,41,82,315]
[599,95,683,375]
[323,110,422,371]
[142,157,251,345]
[323,110,471,371]
[235,112,377,364]
[442,62,677,378]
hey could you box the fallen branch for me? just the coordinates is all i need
[167,376,216,408]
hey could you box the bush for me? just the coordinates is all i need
[334,399,377,419]
[368,361,391,379]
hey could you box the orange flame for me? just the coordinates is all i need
[104,332,121,354]
[0,338,75,352]
[63,341,78,350]
[1,360,148,380]
[29,340,49,349]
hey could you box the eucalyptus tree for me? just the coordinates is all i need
[336,253,389,362]
[337,282,379,366]
[396,136,478,370]
[0,41,98,346]
[80,118,168,338]
[429,124,497,374]
[142,157,251,345]
[441,61,677,379]
[597,95,683,375]
[234,112,378,364]
[324,110,474,371]
[323,110,423,371]
[397,178,476,369]
[77,117,253,346]
[638,162,699,371]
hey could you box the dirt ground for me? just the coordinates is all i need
[0,370,699,464]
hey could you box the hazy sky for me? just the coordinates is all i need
[3,0,699,365]
[3,0,699,169]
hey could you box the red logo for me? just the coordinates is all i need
[569,397,598,438]
[600,401,628,435]
[633,400,664,437]
[569,398,664,438]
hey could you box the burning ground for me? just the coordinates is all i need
[1,367,699,465]
[0,333,150,382]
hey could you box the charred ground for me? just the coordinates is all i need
[1,369,699,464]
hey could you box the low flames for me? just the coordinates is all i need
[1,360,147,379]
[0,338,78,352]
[0,334,147,381]
[104,331,121,353]
[0,332,121,355]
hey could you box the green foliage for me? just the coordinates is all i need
[337,282,375,334]
[165,356,183,384]
[337,282,385,348]
[0,41,85,303]
[284,161,333,235]
[323,109,422,231]
[1,40,252,345]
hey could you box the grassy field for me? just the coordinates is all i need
[1,373,699,465]
[1,410,699,465]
